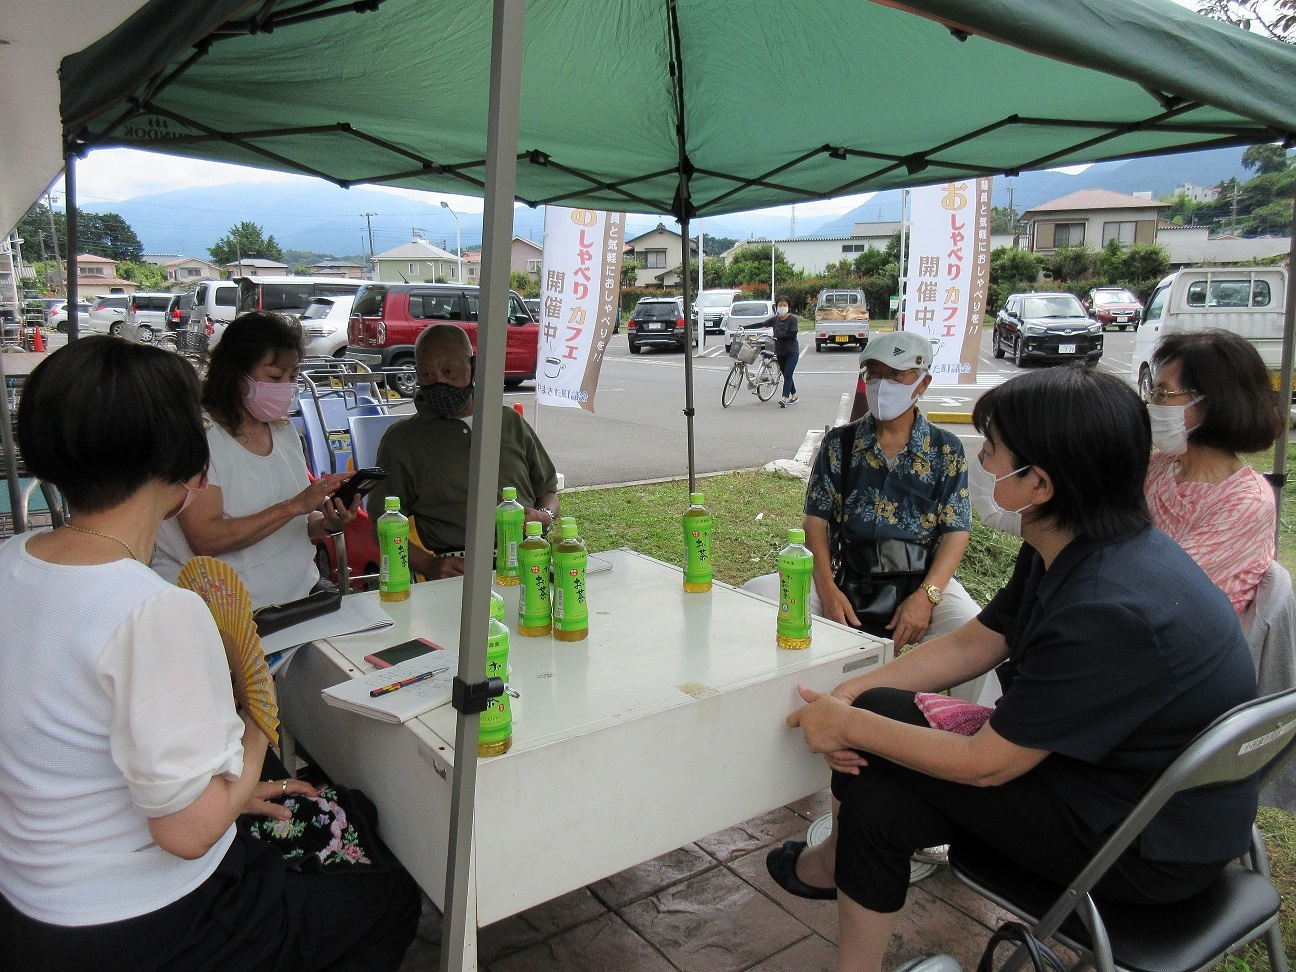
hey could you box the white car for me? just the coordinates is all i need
[85,294,130,335]
[721,299,775,352]
[300,294,357,358]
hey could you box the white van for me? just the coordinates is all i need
[1131,266,1287,399]
[193,280,239,344]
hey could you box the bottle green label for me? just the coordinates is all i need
[495,505,524,577]
[776,549,813,641]
[553,550,588,630]
[480,623,511,743]
[683,512,713,585]
[377,517,410,594]
[518,544,552,627]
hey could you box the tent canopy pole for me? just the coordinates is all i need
[65,157,79,342]
[666,0,696,492]
[439,2,526,970]
[1270,190,1296,548]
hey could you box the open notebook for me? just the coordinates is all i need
[321,652,458,724]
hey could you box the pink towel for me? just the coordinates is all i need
[915,692,993,736]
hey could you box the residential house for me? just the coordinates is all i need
[1021,189,1167,255]
[625,223,699,287]
[308,261,366,279]
[74,253,139,297]
[225,257,289,277]
[371,239,459,283]
[463,250,481,283]
[145,255,222,283]
[1174,183,1220,204]
[511,236,543,281]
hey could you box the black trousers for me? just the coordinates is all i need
[829,688,1226,913]
[0,824,421,972]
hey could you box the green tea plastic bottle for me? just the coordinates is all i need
[517,520,552,637]
[495,486,525,586]
[480,591,512,756]
[377,496,411,602]
[552,521,589,642]
[776,528,814,650]
[682,491,713,593]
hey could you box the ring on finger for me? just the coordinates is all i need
[280,780,288,793]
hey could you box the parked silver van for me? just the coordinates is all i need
[193,280,239,345]
[1131,267,1287,400]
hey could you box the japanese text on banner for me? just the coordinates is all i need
[902,178,992,384]
[535,208,625,411]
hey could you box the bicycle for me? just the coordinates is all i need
[721,336,781,407]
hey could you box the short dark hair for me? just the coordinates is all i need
[1152,330,1284,455]
[202,311,304,431]
[775,294,790,307]
[973,366,1151,542]
[17,337,207,514]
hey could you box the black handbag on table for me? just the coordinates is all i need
[831,421,934,638]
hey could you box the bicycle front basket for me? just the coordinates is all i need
[731,338,761,364]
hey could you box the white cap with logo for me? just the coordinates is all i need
[859,330,936,372]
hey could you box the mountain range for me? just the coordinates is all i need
[93,146,1250,260]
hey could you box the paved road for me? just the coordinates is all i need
[404,327,1141,487]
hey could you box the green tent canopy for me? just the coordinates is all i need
[62,0,1296,216]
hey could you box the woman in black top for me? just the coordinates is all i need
[768,366,1258,972]
[767,294,800,406]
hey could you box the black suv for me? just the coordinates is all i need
[626,297,692,354]
[992,292,1103,367]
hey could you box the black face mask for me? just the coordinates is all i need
[419,382,474,417]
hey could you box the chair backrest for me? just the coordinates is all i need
[349,414,405,472]
[1243,560,1296,697]
[296,389,337,477]
[1033,687,1296,938]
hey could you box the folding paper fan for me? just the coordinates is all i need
[177,557,279,746]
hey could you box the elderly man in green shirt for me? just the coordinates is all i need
[369,324,560,580]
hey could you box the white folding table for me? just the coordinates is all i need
[277,548,888,965]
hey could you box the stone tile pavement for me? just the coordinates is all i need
[397,788,1016,972]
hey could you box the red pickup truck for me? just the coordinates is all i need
[346,283,538,397]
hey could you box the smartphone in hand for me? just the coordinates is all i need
[334,467,388,507]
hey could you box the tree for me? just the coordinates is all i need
[700,235,738,258]
[723,243,795,287]
[1097,238,1126,281]
[1046,245,1097,283]
[850,247,891,277]
[1122,243,1170,283]
[16,203,144,263]
[1241,201,1295,235]
[117,260,168,290]
[990,247,1042,287]
[1197,1,1296,43]
[508,270,532,293]
[209,221,283,265]
[620,259,640,288]
[1242,143,1292,174]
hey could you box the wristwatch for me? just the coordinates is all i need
[921,583,943,605]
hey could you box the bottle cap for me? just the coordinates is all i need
[788,528,805,544]
[689,492,704,505]
[561,515,576,526]
[525,520,542,537]
[561,522,578,539]
[502,486,517,500]
[384,496,401,512]
[490,590,504,620]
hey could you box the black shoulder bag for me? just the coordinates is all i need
[830,421,935,638]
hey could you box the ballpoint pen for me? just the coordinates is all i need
[370,666,448,697]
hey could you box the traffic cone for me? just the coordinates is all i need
[31,326,45,352]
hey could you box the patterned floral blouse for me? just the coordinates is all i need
[1145,450,1275,614]
[805,410,971,548]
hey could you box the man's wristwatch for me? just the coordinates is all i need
[538,505,557,528]
[921,583,943,605]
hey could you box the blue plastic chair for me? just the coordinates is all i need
[349,414,405,471]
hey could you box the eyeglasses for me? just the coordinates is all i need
[863,364,924,385]
[1146,386,1199,406]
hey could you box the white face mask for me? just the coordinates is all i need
[1146,398,1203,456]
[864,377,920,422]
[968,453,1033,537]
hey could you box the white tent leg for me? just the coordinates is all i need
[1270,193,1296,546]
[438,2,525,971]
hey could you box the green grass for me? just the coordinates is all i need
[563,466,1294,969]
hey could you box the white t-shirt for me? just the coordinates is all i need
[0,534,246,926]
[154,419,319,610]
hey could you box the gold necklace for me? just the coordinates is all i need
[65,524,139,563]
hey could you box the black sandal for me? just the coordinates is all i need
[765,840,837,900]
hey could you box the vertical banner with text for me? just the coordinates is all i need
[902,178,992,384]
[535,208,625,411]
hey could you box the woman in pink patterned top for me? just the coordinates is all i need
[1144,331,1285,613]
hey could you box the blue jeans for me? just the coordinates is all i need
[777,350,799,397]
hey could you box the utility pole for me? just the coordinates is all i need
[362,212,376,259]
[1230,183,1240,235]
[790,204,796,239]
[1007,185,1017,244]
[46,190,64,296]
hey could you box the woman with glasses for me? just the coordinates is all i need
[772,366,1258,972]
[1145,330,1285,613]
[152,312,359,610]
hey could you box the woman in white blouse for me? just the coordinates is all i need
[153,312,359,610]
[0,338,419,970]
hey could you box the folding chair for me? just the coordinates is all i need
[949,688,1296,972]
[349,413,405,472]
[1242,561,1296,812]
